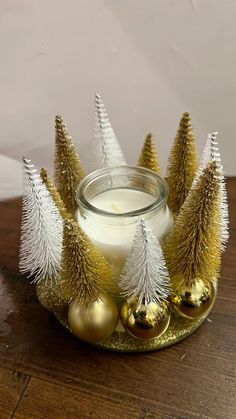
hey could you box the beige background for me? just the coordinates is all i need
[0,0,236,199]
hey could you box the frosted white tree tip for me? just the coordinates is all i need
[119,219,171,309]
[94,92,127,168]
[191,132,229,251]
[20,157,63,282]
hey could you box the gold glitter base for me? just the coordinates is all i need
[54,309,207,352]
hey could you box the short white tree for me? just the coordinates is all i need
[95,93,127,168]
[192,132,229,250]
[20,157,63,282]
[119,219,171,309]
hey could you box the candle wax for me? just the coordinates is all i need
[77,188,172,285]
[91,189,155,213]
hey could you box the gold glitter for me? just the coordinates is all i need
[55,309,208,352]
[40,167,69,219]
[57,218,113,306]
[138,132,161,174]
[165,161,221,290]
[36,277,67,312]
[54,114,85,217]
[166,112,198,216]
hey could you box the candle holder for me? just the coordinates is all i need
[76,166,173,285]
[20,107,227,353]
[53,165,215,352]
[54,304,210,352]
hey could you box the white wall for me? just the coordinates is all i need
[0,0,236,199]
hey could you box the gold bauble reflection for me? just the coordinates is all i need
[68,293,119,343]
[120,300,170,340]
[170,279,216,319]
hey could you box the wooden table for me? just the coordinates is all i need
[0,179,236,419]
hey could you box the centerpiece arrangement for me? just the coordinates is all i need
[19,94,229,352]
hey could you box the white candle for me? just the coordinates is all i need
[77,187,172,282]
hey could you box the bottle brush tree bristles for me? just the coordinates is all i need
[95,93,127,168]
[164,160,221,291]
[58,218,113,307]
[20,158,63,283]
[54,114,85,216]
[192,132,229,251]
[166,112,198,216]
[138,132,161,174]
[40,168,69,220]
[119,219,171,309]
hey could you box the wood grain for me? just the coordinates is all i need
[13,377,148,419]
[0,179,236,419]
[0,367,29,419]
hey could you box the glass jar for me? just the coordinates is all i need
[76,166,173,289]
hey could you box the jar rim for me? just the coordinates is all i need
[77,165,169,218]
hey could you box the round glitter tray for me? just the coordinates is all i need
[54,309,207,353]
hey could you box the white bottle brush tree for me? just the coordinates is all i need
[192,132,229,251]
[20,157,63,282]
[94,93,127,168]
[119,219,171,309]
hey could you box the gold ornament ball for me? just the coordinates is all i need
[120,300,170,340]
[170,279,216,320]
[68,293,119,343]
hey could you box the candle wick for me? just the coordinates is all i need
[111,203,123,213]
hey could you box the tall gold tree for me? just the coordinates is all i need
[165,160,221,291]
[166,112,198,216]
[40,168,68,219]
[138,132,161,174]
[58,218,113,306]
[54,115,85,216]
